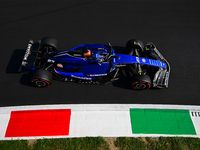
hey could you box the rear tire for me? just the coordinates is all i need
[126,39,144,55]
[31,69,53,87]
[131,74,151,90]
[41,37,58,52]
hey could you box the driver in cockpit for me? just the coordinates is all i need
[84,50,101,60]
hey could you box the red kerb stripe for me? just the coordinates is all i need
[5,109,71,137]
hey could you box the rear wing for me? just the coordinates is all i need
[22,40,40,70]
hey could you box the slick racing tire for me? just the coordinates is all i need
[41,37,58,52]
[131,74,151,90]
[126,39,144,56]
[31,69,53,87]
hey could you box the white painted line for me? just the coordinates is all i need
[1,104,200,112]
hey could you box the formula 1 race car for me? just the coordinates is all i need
[21,37,170,90]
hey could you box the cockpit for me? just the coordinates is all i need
[67,47,109,62]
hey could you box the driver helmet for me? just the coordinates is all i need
[93,53,101,60]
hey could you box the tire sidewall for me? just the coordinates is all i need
[31,78,51,87]
[131,75,151,90]
[31,69,53,87]
[131,81,151,90]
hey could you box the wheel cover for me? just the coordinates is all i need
[35,81,46,87]
[135,83,147,90]
[132,81,151,90]
[31,79,50,87]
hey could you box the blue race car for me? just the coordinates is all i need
[21,37,170,90]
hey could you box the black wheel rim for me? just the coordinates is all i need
[31,79,50,87]
[132,81,151,90]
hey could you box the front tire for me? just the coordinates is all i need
[131,74,151,90]
[126,39,144,56]
[31,69,53,87]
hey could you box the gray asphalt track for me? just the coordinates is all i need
[1,0,200,107]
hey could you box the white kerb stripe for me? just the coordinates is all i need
[0,113,11,139]
[190,110,200,135]
[69,111,132,137]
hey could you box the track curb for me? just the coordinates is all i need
[1,104,200,140]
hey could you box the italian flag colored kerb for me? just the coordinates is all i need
[3,108,199,138]
[130,109,196,135]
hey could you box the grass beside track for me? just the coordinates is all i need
[0,137,109,150]
[1,137,200,150]
[115,137,200,150]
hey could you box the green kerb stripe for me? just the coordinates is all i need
[130,109,196,135]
